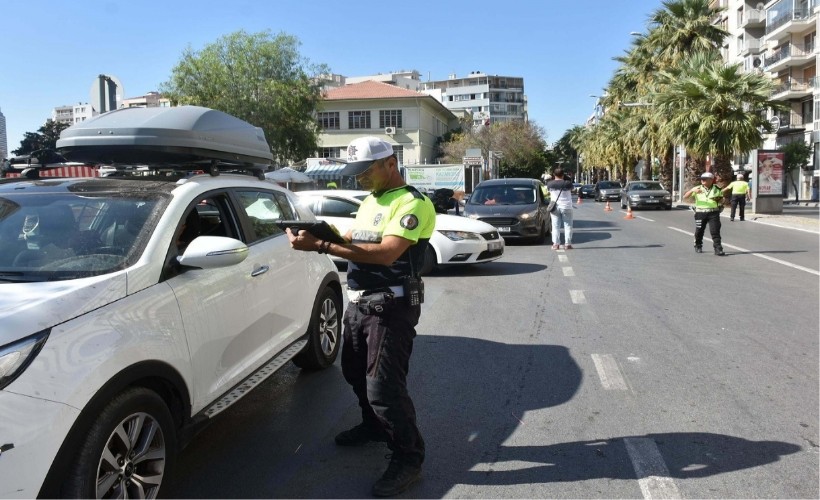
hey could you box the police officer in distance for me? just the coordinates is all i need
[684,171,725,256]
[721,173,751,221]
[287,136,435,497]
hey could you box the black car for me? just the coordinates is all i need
[463,178,550,244]
[578,184,595,199]
[620,181,673,210]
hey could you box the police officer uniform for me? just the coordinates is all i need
[723,175,750,221]
[688,172,725,256]
[326,136,436,497]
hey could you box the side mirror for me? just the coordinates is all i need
[178,236,249,268]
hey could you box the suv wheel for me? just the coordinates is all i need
[62,387,175,499]
[419,245,436,275]
[293,287,342,370]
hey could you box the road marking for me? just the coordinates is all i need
[558,254,569,263]
[624,437,682,499]
[668,227,820,276]
[591,354,628,390]
[570,290,586,304]
[562,266,575,276]
[637,215,655,222]
[751,219,820,234]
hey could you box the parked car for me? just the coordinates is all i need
[620,181,673,210]
[463,178,550,244]
[296,190,504,274]
[594,180,623,202]
[0,106,343,498]
[578,184,595,199]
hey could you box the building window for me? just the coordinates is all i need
[802,98,813,124]
[393,146,404,165]
[319,147,342,158]
[318,112,339,130]
[348,111,371,129]
[379,110,402,128]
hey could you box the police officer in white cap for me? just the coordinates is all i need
[684,172,725,255]
[287,136,435,496]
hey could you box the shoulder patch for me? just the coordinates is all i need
[400,214,419,230]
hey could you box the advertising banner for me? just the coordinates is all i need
[404,164,465,192]
[756,150,784,197]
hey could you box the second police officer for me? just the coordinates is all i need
[684,171,726,256]
[287,136,435,497]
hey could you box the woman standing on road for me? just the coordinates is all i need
[547,167,575,250]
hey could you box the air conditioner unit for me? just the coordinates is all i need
[384,126,396,135]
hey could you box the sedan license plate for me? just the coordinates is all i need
[488,241,502,251]
[646,199,659,203]
[497,227,511,233]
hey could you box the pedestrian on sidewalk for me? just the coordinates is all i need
[722,173,751,221]
[684,172,725,256]
[547,167,575,249]
[287,136,435,497]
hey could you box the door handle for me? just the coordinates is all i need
[251,265,269,277]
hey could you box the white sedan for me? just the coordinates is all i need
[295,190,505,274]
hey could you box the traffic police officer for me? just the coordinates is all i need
[722,173,751,221]
[684,171,725,256]
[287,136,435,497]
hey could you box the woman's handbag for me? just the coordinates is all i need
[548,184,566,213]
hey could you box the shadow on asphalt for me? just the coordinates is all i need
[430,261,546,277]
[160,335,802,499]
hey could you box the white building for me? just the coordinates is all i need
[714,0,818,198]
[0,107,7,160]
[421,72,528,127]
[51,103,95,127]
[120,92,171,108]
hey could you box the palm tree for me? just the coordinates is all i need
[647,0,728,66]
[655,52,782,186]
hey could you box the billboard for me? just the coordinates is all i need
[403,164,465,192]
[756,150,784,197]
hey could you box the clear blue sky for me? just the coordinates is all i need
[2,0,664,156]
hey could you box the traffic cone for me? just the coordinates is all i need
[604,201,613,212]
[624,206,635,220]
[576,195,582,205]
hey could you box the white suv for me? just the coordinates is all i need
[0,106,343,498]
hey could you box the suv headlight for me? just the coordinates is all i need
[0,330,49,390]
[519,210,539,220]
[630,194,641,200]
[439,230,479,241]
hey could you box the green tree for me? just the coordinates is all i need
[439,119,550,179]
[780,140,813,202]
[655,52,780,187]
[160,30,329,165]
[12,119,70,156]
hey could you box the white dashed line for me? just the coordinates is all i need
[570,290,587,304]
[558,254,569,263]
[562,267,575,276]
[624,437,682,499]
[590,354,628,390]
[668,227,819,276]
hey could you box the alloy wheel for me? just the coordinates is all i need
[96,412,166,499]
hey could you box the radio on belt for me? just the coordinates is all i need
[403,276,424,306]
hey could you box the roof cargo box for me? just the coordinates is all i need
[56,106,274,168]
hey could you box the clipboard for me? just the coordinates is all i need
[275,220,346,244]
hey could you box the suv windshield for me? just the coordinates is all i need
[0,190,165,281]
[631,182,664,191]
[468,185,536,206]
[598,182,621,189]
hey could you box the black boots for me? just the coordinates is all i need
[694,245,703,253]
[714,245,725,256]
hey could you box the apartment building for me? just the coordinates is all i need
[421,72,528,127]
[0,107,7,160]
[120,92,171,108]
[715,0,818,198]
[51,103,95,127]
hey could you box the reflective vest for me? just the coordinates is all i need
[727,180,749,195]
[693,185,722,209]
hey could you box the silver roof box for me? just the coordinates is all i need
[57,106,273,168]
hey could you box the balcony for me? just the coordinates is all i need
[771,77,813,99]
[740,8,765,28]
[766,5,816,41]
[739,37,763,56]
[764,42,816,72]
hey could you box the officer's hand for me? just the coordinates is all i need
[286,227,321,252]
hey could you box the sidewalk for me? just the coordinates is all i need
[675,201,819,233]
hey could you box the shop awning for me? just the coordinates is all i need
[304,158,346,180]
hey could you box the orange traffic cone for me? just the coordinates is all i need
[624,206,635,220]
[604,201,613,212]
[576,195,582,205]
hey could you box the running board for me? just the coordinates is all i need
[200,339,307,419]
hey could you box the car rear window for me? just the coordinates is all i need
[598,182,621,189]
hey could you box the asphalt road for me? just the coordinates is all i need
[161,202,819,499]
